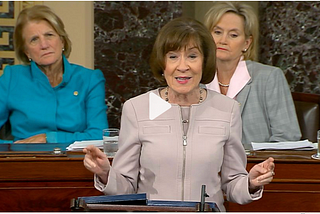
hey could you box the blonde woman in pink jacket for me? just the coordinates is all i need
[83,17,274,211]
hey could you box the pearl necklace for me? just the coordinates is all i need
[218,81,229,87]
[164,86,203,103]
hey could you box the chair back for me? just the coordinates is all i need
[292,92,320,142]
[294,100,319,142]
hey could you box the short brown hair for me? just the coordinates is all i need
[204,2,259,61]
[14,5,72,64]
[150,17,216,85]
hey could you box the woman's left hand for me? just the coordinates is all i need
[248,157,275,192]
[14,134,46,143]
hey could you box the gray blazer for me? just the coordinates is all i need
[237,60,301,148]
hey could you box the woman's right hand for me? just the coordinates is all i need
[83,145,111,184]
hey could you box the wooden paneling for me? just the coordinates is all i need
[1,150,319,211]
[226,150,320,212]
[0,152,103,211]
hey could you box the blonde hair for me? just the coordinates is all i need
[14,5,71,64]
[204,2,259,61]
[150,17,216,85]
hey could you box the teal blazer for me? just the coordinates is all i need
[0,55,108,143]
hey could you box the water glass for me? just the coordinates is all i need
[103,128,119,157]
[317,130,320,157]
[312,130,320,160]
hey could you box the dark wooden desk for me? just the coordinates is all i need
[226,150,320,212]
[1,150,319,212]
[0,151,103,211]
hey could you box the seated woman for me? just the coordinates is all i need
[204,2,301,147]
[0,5,108,144]
[83,17,275,212]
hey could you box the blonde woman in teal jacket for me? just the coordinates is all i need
[0,5,108,143]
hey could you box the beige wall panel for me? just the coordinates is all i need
[44,1,94,69]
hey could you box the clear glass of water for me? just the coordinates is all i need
[312,130,320,160]
[317,130,320,157]
[103,128,119,157]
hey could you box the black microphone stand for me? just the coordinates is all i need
[200,184,209,212]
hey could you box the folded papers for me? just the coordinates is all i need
[66,140,103,151]
[77,193,218,210]
[251,139,316,151]
[80,193,147,205]
[67,140,317,152]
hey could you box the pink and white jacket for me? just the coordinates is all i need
[95,88,262,211]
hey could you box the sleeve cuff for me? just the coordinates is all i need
[250,186,264,200]
[46,132,57,143]
[94,174,108,192]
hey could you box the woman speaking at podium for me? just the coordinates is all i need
[83,17,274,211]
[0,5,108,144]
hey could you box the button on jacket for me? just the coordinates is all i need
[95,89,261,211]
[0,55,108,143]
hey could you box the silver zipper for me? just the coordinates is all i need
[180,106,189,201]
[182,135,187,146]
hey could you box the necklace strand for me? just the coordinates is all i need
[218,81,230,87]
[164,86,203,104]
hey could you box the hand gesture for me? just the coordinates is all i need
[14,133,46,143]
[83,145,111,184]
[248,157,275,192]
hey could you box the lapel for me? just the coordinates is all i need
[236,61,253,114]
[237,83,251,114]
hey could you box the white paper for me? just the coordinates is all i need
[251,139,316,151]
[66,140,103,151]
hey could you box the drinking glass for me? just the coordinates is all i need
[103,128,119,157]
[311,130,320,160]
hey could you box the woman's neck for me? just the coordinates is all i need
[216,59,239,80]
[161,86,206,106]
[38,58,64,87]
[216,58,240,95]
